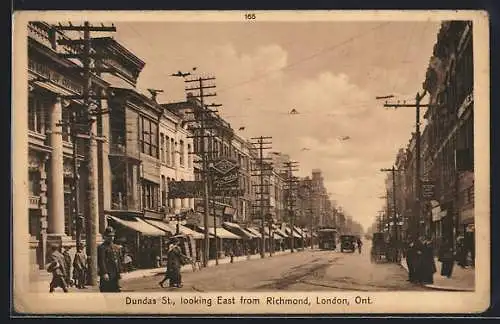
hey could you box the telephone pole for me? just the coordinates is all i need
[53,21,115,286]
[381,166,402,261]
[250,136,273,258]
[284,161,299,253]
[183,74,219,268]
[382,91,428,238]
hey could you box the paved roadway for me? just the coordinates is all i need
[121,241,429,292]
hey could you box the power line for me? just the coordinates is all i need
[217,22,391,94]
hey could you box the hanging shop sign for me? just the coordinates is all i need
[168,180,204,199]
[211,158,241,197]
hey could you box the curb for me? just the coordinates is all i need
[399,259,474,292]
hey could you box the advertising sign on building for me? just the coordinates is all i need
[168,180,203,198]
[421,180,435,200]
[210,158,241,197]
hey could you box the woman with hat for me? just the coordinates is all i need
[159,237,187,288]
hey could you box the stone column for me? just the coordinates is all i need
[174,198,182,214]
[48,98,66,236]
[189,198,195,210]
[182,198,189,209]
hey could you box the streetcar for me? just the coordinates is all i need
[317,228,338,250]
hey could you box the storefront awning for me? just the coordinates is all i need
[293,226,306,237]
[223,222,253,239]
[106,215,165,236]
[177,224,205,239]
[284,226,301,238]
[142,219,177,235]
[273,227,289,238]
[240,227,260,239]
[246,227,268,238]
[199,226,242,239]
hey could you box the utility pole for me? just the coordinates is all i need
[381,166,402,261]
[249,136,273,258]
[383,91,428,238]
[53,21,115,286]
[284,161,299,253]
[183,75,218,268]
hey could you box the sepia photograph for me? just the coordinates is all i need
[12,10,490,314]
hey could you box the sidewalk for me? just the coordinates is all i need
[400,257,475,291]
[28,249,294,292]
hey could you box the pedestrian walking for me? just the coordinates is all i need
[122,252,133,272]
[46,243,68,293]
[167,237,188,288]
[97,226,123,292]
[356,237,363,254]
[62,246,73,287]
[420,238,436,284]
[72,243,88,289]
[413,237,426,284]
[456,236,467,268]
[438,238,454,278]
[406,237,418,283]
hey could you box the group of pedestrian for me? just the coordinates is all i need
[405,236,437,285]
[46,243,88,292]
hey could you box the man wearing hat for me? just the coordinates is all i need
[47,243,68,293]
[72,243,87,289]
[97,226,122,292]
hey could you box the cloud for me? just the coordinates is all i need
[117,21,439,231]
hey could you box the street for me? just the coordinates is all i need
[121,241,428,292]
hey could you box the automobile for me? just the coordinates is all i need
[340,234,356,253]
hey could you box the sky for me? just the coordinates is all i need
[104,20,441,231]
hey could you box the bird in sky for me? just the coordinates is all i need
[192,67,197,71]
[289,108,299,115]
[300,148,310,151]
[238,126,245,131]
[375,95,394,100]
[338,136,351,141]
[171,71,191,77]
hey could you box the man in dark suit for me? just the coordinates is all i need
[97,226,122,292]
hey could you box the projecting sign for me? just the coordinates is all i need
[421,180,435,200]
[168,180,203,199]
[211,158,241,197]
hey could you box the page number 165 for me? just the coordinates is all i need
[245,13,256,20]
